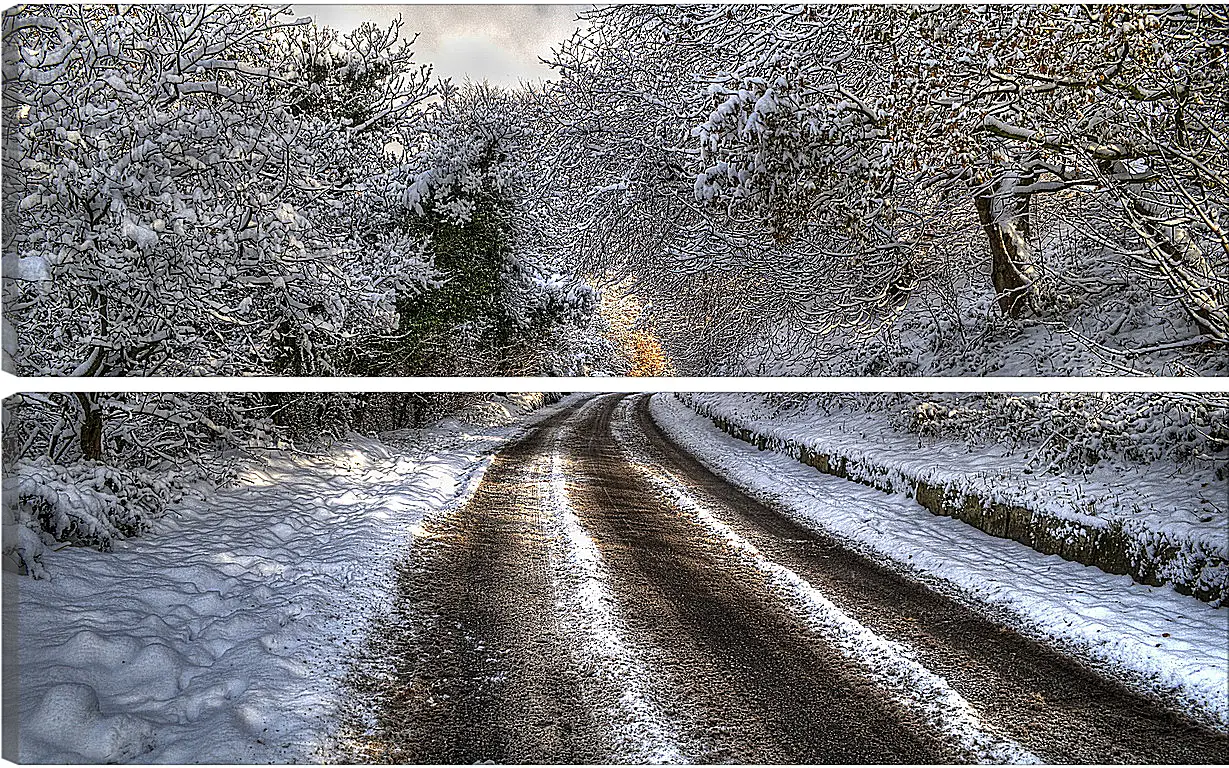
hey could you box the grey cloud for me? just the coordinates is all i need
[295,4,589,86]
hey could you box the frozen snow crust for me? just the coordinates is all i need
[5,393,577,763]
[655,394,1229,730]
[679,393,1227,605]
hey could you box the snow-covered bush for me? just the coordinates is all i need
[381,83,608,376]
[761,391,1227,476]
[900,393,1228,475]
[3,392,270,470]
[1,391,268,576]
[3,458,192,578]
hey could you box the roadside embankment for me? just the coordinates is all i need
[676,394,1227,606]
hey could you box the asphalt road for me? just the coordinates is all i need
[334,394,1228,764]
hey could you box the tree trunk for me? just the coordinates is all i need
[975,183,1036,318]
[74,392,103,461]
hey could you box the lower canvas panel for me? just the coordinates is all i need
[3,391,1226,763]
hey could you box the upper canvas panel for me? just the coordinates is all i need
[3,4,1226,377]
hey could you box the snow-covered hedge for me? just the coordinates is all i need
[266,393,568,445]
[757,392,1227,476]
[2,458,192,578]
[265,392,493,444]
[899,393,1227,473]
[679,393,1228,605]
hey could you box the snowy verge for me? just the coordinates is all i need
[678,393,1227,604]
[5,393,583,764]
[3,457,200,580]
[651,394,1229,732]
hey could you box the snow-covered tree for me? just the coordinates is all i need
[1,5,436,377]
[377,83,602,376]
[684,6,928,339]
[4,4,1222,378]
[269,17,439,373]
[549,4,1227,373]
[544,6,771,372]
[885,4,1229,336]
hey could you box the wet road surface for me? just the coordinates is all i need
[334,394,1229,764]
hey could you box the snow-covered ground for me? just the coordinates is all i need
[652,394,1229,732]
[678,392,1226,602]
[6,393,579,763]
[728,263,1226,378]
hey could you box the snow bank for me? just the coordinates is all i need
[652,394,1229,731]
[5,393,579,763]
[678,393,1227,604]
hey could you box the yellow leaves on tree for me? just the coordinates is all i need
[628,329,673,377]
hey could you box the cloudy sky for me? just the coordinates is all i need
[297,4,589,87]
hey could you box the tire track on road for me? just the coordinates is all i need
[541,424,688,763]
[336,403,612,764]
[565,394,957,764]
